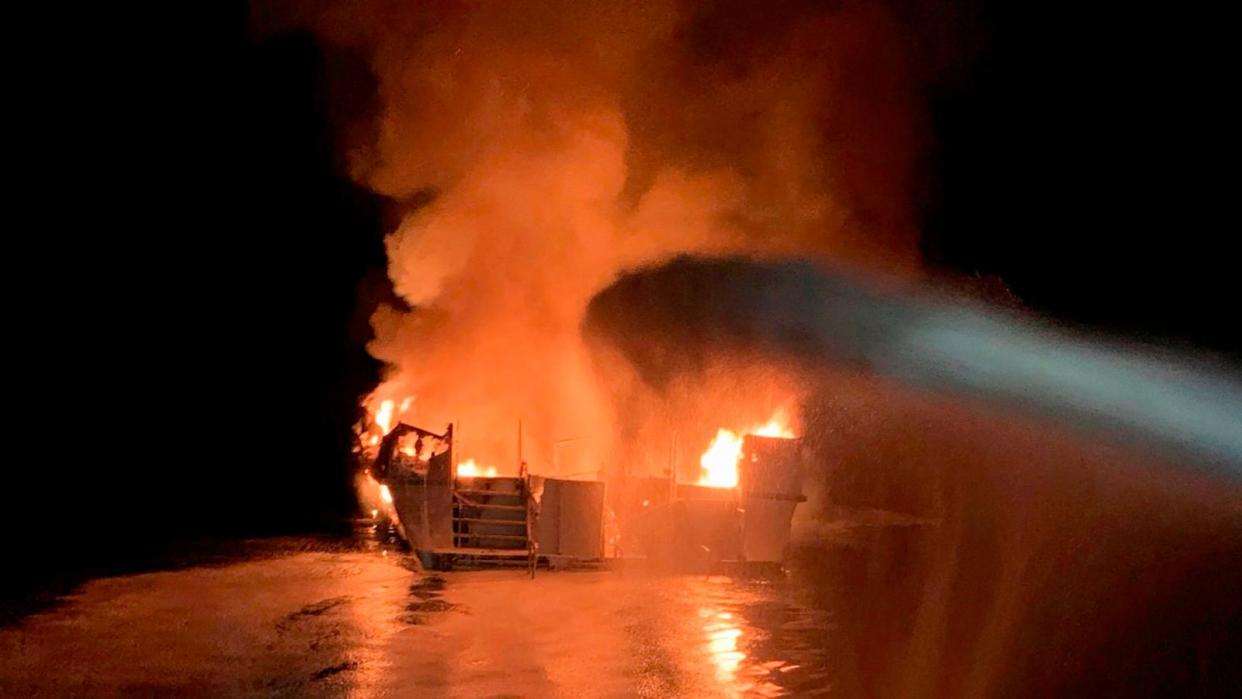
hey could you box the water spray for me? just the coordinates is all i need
[587,256,1242,476]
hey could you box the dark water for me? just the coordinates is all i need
[2,510,1238,697]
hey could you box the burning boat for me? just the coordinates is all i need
[371,422,606,572]
[620,431,807,571]
[365,411,806,573]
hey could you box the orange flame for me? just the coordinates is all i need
[696,410,795,488]
[699,429,746,488]
[750,413,795,439]
[357,394,416,453]
[375,399,395,435]
[457,459,498,478]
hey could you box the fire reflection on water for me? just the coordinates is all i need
[0,523,831,698]
[681,576,828,698]
[701,607,749,685]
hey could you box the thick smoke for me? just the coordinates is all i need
[258,0,960,472]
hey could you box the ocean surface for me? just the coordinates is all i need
[2,510,1238,697]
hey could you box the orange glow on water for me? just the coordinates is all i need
[701,608,746,684]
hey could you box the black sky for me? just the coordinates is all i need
[923,3,1238,356]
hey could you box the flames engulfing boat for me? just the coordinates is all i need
[369,421,805,572]
[371,423,606,572]
[621,434,807,571]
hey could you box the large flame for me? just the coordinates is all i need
[699,429,746,488]
[697,410,795,488]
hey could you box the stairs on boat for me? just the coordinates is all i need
[448,477,533,569]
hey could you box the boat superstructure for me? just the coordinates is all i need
[369,421,804,573]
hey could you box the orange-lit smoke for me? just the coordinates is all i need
[260,0,955,476]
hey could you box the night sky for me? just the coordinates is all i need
[7,2,1237,601]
